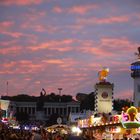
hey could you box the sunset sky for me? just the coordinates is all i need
[0,0,140,99]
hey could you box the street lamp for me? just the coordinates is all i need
[58,88,62,102]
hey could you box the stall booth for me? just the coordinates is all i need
[78,106,140,139]
[45,124,70,134]
[0,99,10,122]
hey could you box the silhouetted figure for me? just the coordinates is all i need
[37,88,46,111]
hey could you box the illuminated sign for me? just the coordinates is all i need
[78,119,89,128]
[110,115,121,122]
[136,127,140,133]
[131,65,140,70]
[0,100,10,110]
[105,126,121,133]
[121,106,140,128]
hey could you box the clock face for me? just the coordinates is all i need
[101,92,108,99]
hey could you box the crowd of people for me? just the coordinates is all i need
[0,122,69,140]
[1,121,140,140]
[0,127,68,140]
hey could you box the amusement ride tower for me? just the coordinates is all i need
[131,47,140,107]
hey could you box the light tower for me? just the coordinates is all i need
[131,47,140,107]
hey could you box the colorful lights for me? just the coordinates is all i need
[121,106,140,128]
[131,65,140,70]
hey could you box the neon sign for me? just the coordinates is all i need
[131,65,140,70]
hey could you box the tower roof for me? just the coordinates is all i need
[131,61,140,65]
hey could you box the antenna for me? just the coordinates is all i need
[58,88,62,102]
[6,81,8,96]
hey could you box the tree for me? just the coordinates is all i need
[113,99,131,111]
[1,93,73,103]
[76,93,87,102]
[80,92,95,111]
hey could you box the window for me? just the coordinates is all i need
[52,108,54,114]
[56,108,59,114]
[48,108,50,114]
[72,107,75,113]
[138,85,140,92]
[64,108,66,115]
[76,107,79,113]
[68,107,71,113]
[60,108,62,114]
[16,107,19,112]
[25,107,27,113]
[29,107,31,114]
[32,108,35,114]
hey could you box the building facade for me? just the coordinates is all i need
[10,101,80,122]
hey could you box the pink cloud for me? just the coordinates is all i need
[69,4,98,15]
[45,59,64,64]
[0,59,47,76]
[33,25,46,32]
[21,22,59,33]
[101,37,132,48]
[0,70,14,74]
[1,29,37,40]
[0,21,31,39]
[52,4,98,15]
[0,21,14,33]
[28,39,75,52]
[28,44,49,51]
[25,78,31,81]
[22,9,46,22]
[77,15,129,25]
[0,40,17,46]
[19,60,42,70]
[65,24,84,32]
[78,37,137,60]
[80,47,114,57]
[99,37,139,58]
[2,31,24,38]
[0,46,22,55]
[114,89,133,99]
[0,21,14,29]
[14,61,43,74]
[42,58,77,69]
[3,61,17,68]
[97,16,129,24]
[35,81,41,84]
[0,0,43,6]
[52,6,63,13]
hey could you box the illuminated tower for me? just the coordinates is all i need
[131,47,140,107]
[94,68,114,113]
